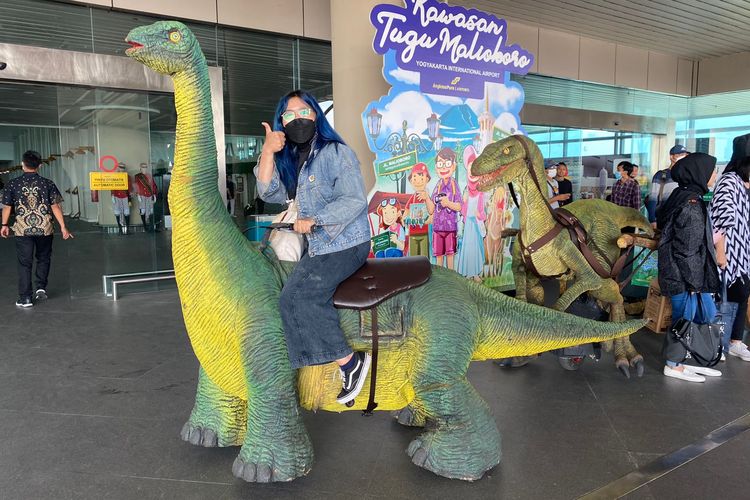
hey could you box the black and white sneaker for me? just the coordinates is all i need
[336,351,371,405]
[34,289,47,301]
[15,296,33,308]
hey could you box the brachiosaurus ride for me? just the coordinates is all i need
[125,21,645,483]
[472,135,655,377]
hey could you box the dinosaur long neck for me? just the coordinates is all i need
[515,162,557,243]
[169,61,265,267]
[171,64,219,205]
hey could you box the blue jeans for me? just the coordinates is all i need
[280,241,369,369]
[665,292,717,367]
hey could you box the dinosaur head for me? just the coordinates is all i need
[471,135,543,192]
[125,21,202,75]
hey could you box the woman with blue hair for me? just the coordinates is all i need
[255,90,372,404]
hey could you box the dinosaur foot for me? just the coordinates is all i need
[614,355,645,378]
[232,447,313,483]
[406,431,499,481]
[391,405,426,427]
[181,423,219,447]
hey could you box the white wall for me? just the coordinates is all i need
[68,0,332,40]
[509,21,694,96]
[696,51,750,95]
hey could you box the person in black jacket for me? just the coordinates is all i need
[657,153,721,382]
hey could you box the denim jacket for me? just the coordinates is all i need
[254,142,370,256]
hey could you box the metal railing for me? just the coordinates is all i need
[102,269,176,300]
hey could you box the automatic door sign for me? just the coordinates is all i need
[90,172,128,190]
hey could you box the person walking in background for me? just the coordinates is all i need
[545,162,570,209]
[610,161,641,210]
[555,162,573,207]
[657,153,721,382]
[1,150,74,308]
[711,134,750,362]
[646,144,689,225]
[226,174,236,216]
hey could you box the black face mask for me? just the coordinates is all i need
[284,118,316,145]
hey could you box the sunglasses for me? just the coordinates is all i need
[380,198,397,207]
[281,108,314,125]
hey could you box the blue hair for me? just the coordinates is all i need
[272,90,345,197]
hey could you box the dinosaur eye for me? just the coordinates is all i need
[502,147,510,155]
[168,30,182,43]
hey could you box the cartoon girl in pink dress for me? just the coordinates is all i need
[456,146,486,278]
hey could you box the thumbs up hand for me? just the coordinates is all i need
[261,122,286,155]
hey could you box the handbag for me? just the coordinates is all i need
[663,293,723,367]
[267,200,305,262]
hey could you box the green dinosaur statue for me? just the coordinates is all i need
[472,135,655,377]
[125,21,646,483]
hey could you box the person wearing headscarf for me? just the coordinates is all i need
[657,152,721,382]
[711,134,750,362]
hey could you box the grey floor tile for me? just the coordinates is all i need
[2,233,750,499]
[0,470,232,500]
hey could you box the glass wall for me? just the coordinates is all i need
[526,125,654,201]
[0,80,176,297]
[0,0,334,298]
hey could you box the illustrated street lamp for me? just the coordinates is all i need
[367,109,442,193]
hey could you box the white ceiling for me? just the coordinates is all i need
[451,0,750,60]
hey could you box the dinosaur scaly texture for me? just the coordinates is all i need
[473,135,655,376]
[127,21,646,483]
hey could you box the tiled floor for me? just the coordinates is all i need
[0,229,748,499]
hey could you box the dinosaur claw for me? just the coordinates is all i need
[201,429,218,447]
[256,463,273,482]
[233,458,257,482]
[617,363,631,379]
[180,422,191,441]
[633,358,645,377]
[411,448,428,467]
[407,438,423,457]
[188,428,202,445]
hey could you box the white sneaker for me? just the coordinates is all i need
[663,365,705,383]
[684,365,722,377]
[728,342,750,361]
[721,353,727,362]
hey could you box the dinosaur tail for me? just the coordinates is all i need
[469,283,646,360]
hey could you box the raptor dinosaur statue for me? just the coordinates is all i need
[472,135,655,377]
[125,21,645,483]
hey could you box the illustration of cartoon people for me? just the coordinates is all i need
[456,146,486,278]
[375,197,405,258]
[428,147,462,269]
[404,162,434,257]
[484,185,508,277]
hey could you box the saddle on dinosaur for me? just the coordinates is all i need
[125,20,647,483]
[472,135,656,378]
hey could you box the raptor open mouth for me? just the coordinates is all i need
[474,156,528,191]
[125,40,144,54]
[475,164,510,191]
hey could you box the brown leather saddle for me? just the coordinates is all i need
[518,207,629,282]
[332,256,431,414]
[333,256,431,310]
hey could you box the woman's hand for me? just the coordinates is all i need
[261,122,286,155]
[715,233,727,269]
[293,218,315,234]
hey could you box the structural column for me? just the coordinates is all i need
[330,0,397,192]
